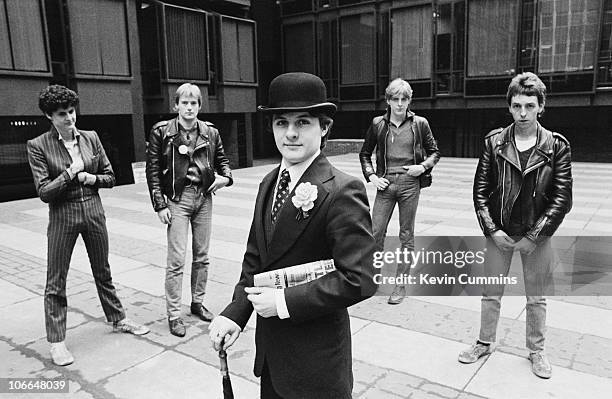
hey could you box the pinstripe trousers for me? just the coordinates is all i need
[45,194,125,342]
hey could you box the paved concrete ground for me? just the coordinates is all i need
[1,154,611,399]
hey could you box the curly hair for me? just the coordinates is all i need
[38,85,79,115]
[506,72,546,106]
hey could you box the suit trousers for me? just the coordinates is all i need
[45,195,125,343]
[261,362,284,399]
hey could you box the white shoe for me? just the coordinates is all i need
[113,318,150,335]
[50,342,74,366]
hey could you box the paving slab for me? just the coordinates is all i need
[412,296,526,319]
[0,224,48,260]
[0,279,37,307]
[104,350,259,399]
[111,265,165,297]
[0,222,147,278]
[137,315,207,348]
[26,321,163,383]
[175,327,258,383]
[350,316,373,335]
[518,299,612,339]
[0,296,88,345]
[466,351,612,399]
[2,156,612,399]
[103,195,254,232]
[352,321,480,389]
[0,340,47,377]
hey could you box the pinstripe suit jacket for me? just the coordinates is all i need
[27,127,115,204]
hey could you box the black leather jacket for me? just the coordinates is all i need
[146,118,233,212]
[359,110,440,180]
[474,123,572,243]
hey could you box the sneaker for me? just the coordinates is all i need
[458,342,493,364]
[168,317,186,337]
[529,351,552,379]
[387,285,406,305]
[50,341,74,366]
[113,318,150,335]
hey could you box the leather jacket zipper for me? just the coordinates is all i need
[533,168,540,198]
[413,121,418,168]
[523,160,546,176]
[500,159,506,226]
[171,143,176,199]
[382,123,389,176]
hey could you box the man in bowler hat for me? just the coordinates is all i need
[209,72,377,398]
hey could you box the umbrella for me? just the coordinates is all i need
[219,338,235,399]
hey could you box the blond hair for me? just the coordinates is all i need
[174,83,202,107]
[385,78,413,101]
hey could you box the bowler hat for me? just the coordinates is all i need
[257,72,337,116]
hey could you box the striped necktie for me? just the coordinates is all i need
[271,169,291,223]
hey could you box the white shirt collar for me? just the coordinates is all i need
[56,128,80,142]
[278,149,321,192]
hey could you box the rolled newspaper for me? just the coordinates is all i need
[254,259,336,289]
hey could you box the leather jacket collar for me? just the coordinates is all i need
[494,123,555,175]
[165,118,210,141]
[382,108,415,126]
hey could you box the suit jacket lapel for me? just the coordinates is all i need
[49,126,72,161]
[266,154,332,267]
[76,130,95,170]
[255,167,278,264]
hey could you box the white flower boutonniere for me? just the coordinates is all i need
[291,182,318,221]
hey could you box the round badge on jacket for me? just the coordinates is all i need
[178,145,189,155]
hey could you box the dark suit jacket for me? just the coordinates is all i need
[221,154,377,399]
[27,127,115,204]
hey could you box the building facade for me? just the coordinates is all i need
[256,0,612,161]
[0,0,256,201]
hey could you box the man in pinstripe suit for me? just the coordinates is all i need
[27,85,149,367]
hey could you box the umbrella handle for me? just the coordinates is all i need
[219,338,229,376]
[218,337,235,399]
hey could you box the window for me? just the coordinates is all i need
[280,0,313,15]
[378,11,390,97]
[139,3,161,95]
[338,0,369,5]
[0,0,48,72]
[597,0,612,85]
[283,22,315,74]
[391,6,433,81]
[340,14,375,85]
[434,1,465,94]
[69,0,129,76]
[537,0,599,73]
[221,17,256,83]
[519,0,538,72]
[207,13,220,95]
[165,6,208,81]
[318,18,338,98]
[221,16,257,83]
[467,0,519,76]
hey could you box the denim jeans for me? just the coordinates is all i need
[371,173,420,276]
[479,236,553,352]
[165,186,212,319]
